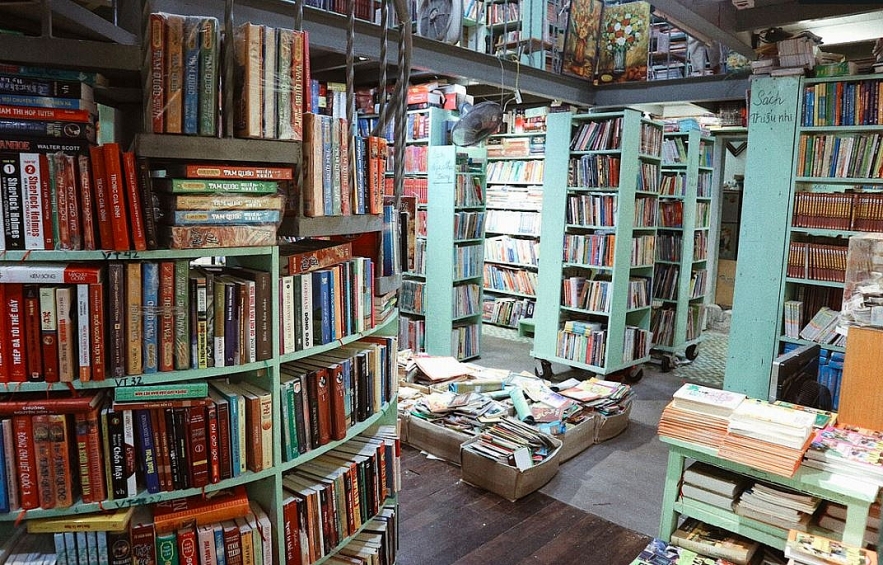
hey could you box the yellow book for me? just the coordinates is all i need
[27,507,134,533]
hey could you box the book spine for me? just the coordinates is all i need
[55,285,75,382]
[62,153,81,250]
[199,18,219,136]
[19,152,46,249]
[174,260,191,370]
[76,154,97,250]
[165,14,185,134]
[223,522,243,565]
[0,92,96,110]
[12,415,38,508]
[193,273,209,369]
[1,419,20,511]
[136,161,159,250]
[0,104,90,121]
[76,283,91,381]
[155,531,179,565]
[102,143,131,251]
[197,525,218,565]
[0,72,92,99]
[125,262,143,376]
[215,398,231,481]
[151,408,171,492]
[122,152,148,251]
[107,529,132,565]
[276,29,293,141]
[213,525,227,565]
[87,145,113,249]
[0,118,95,141]
[177,526,198,565]
[131,517,157,565]
[188,405,209,488]
[142,262,160,374]
[206,400,221,484]
[32,413,56,508]
[182,17,201,135]
[262,26,277,140]
[107,263,125,378]
[48,413,74,508]
[74,408,106,503]
[37,287,59,382]
[0,154,23,250]
[22,285,43,381]
[134,408,161,493]
[147,12,165,133]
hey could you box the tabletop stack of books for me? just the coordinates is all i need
[680,462,747,511]
[734,483,821,532]
[657,384,746,450]
[802,425,883,485]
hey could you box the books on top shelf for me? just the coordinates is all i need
[671,518,760,565]
[785,529,877,565]
[657,383,746,450]
[803,424,883,486]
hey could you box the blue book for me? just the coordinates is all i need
[142,262,160,374]
[312,269,332,345]
[0,93,96,111]
[54,533,68,565]
[310,79,320,114]
[354,136,367,214]
[182,17,201,135]
[76,531,89,565]
[213,525,227,565]
[0,426,8,513]
[134,409,161,494]
[198,18,220,136]
[210,381,242,477]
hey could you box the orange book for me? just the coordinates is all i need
[48,413,75,508]
[122,152,147,251]
[87,145,114,249]
[151,485,251,533]
[101,143,131,251]
[32,413,56,509]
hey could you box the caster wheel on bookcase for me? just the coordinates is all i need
[623,366,644,384]
[535,359,554,380]
[661,355,674,373]
[685,344,699,361]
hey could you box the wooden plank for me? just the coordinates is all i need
[839,325,883,431]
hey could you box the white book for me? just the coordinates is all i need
[300,273,313,349]
[55,287,75,382]
[197,524,218,565]
[122,410,138,496]
[19,153,45,250]
[76,284,90,380]
[672,383,746,417]
[250,501,273,565]
[281,275,295,354]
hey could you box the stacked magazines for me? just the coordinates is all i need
[463,416,558,468]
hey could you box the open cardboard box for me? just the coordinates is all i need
[554,414,597,462]
[459,434,562,501]
[594,400,632,443]
[404,415,473,466]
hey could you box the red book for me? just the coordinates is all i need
[32,413,55,509]
[327,362,347,441]
[101,143,131,251]
[89,282,106,380]
[38,287,59,383]
[212,392,232,481]
[291,31,304,142]
[76,154,97,250]
[13,414,38,509]
[147,12,166,134]
[87,145,114,249]
[0,391,106,416]
[181,164,293,180]
[302,30,311,115]
[206,400,221,484]
[187,405,209,488]
[152,486,250,533]
[48,413,75,508]
[37,154,53,249]
[151,407,171,492]
[5,283,27,382]
[177,526,199,565]
[23,285,43,382]
[122,152,147,251]
[0,285,7,382]
[130,507,158,565]
[223,521,243,565]
[282,495,302,565]
[159,261,175,372]
[0,104,91,122]
[74,404,107,504]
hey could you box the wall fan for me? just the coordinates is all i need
[416,0,462,44]
[451,101,504,146]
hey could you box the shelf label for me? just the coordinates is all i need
[102,250,142,260]
[114,376,145,387]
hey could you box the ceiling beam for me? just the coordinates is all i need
[733,3,881,33]
[592,75,749,108]
[650,0,755,59]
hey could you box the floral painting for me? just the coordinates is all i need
[561,0,603,78]
[596,1,651,83]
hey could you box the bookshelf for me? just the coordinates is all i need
[647,20,688,81]
[533,109,661,377]
[651,130,713,370]
[777,74,883,362]
[460,0,551,69]
[482,129,545,330]
[401,145,487,360]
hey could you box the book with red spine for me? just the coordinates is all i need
[55,286,75,382]
[187,404,209,488]
[0,104,91,122]
[19,152,48,250]
[101,143,131,251]
[32,413,56,509]
[130,506,158,565]
[23,285,43,382]
[13,414,38,509]
[223,521,243,565]
[209,390,232,481]
[74,403,107,504]
[176,163,293,180]
[0,391,105,416]
[206,399,221,484]
[302,30,311,116]
[146,12,165,133]
[5,283,27,382]
[0,262,102,284]
[48,413,75,508]
[177,526,199,565]
[76,153,97,250]
[87,145,114,249]
[152,486,251,533]
[122,152,147,251]
[159,261,175,372]
[291,31,304,142]
[0,285,7,382]
[36,155,52,249]
[89,281,106,380]
[38,287,59,383]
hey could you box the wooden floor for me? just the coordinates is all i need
[397,445,651,565]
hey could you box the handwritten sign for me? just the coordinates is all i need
[749,83,797,127]
[429,150,455,185]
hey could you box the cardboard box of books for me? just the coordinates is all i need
[459,427,562,501]
[405,415,473,466]
[594,399,632,444]
[554,414,597,463]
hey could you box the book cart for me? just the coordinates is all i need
[651,129,714,372]
[482,128,544,332]
[533,108,661,381]
[0,0,407,562]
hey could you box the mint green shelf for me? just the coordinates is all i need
[483,259,538,269]
[484,287,536,299]
[784,276,845,288]
[0,246,276,262]
[279,321,392,364]
[487,155,545,161]
[794,176,883,185]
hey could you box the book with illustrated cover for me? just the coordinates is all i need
[785,530,877,565]
[630,538,738,565]
[672,383,746,417]
[671,518,760,565]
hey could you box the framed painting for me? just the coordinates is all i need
[595,1,651,83]
[561,0,603,78]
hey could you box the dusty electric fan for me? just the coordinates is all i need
[416,0,462,44]
[451,101,504,146]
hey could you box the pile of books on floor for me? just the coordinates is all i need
[630,537,743,565]
[671,518,760,565]
[803,424,883,486]
[657,384,746,450]
[734,482,821,532]
[785,530,878,565]
[462,416,558,467]
[718,399,817,477]
[680,462,748,511]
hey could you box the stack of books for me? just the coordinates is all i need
[734,483,821,532]
[630,538,737,565]
[718,398,816,477]
[680,462,747,511]
[803,424,883,486]
[816,501,880,547]
[657,383,746,450]
[151,163,292,248]
[671,518,760,565]
[462,416,558,468]
[784,530,877,565]
[799,307,846,348]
